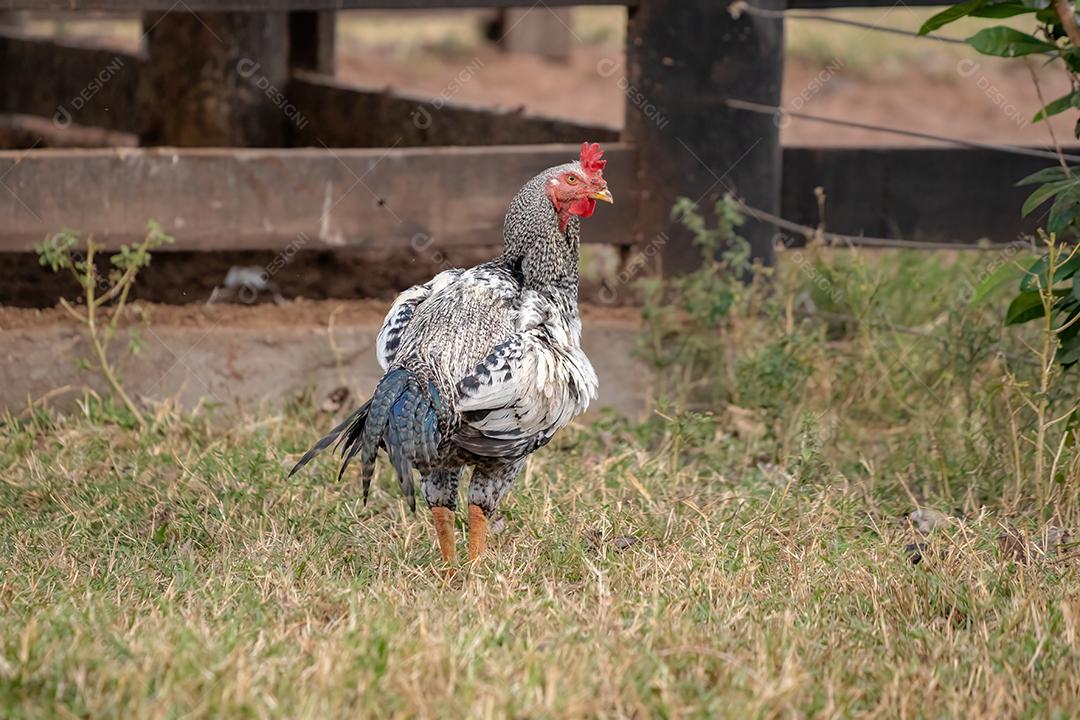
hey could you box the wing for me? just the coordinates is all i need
[376,269,463,370]
[454,293,598,458]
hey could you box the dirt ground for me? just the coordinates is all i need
[336,36,1073,148]
[0,298,388,331]
[329,8,1074,147]
[0,245,638,308]
[0,299,648,416]
[0,247,503,308]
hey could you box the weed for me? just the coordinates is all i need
[35,222,173,429]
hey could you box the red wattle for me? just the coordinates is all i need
[568,198,596,219]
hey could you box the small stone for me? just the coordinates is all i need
[908,508,950,534]
[1036,526,1073,557]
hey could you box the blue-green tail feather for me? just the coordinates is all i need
[293,368,442,510]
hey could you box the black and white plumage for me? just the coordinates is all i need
[291,143,612,561]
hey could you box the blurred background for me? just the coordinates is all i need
[0,6,1071,147]
[0,5,1068,309]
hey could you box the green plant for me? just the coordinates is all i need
[36,221,174,429]
[638,194,762,405]
[998,230,1080,511]
[921,1,1080,367]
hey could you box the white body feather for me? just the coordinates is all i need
[375,263,598,459]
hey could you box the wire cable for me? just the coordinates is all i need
[717,2,1065,250]
[735,198,1028,251]
[725,97,1080,164]
[730,1,981,47]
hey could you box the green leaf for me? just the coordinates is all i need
[1058,331,1080,365]
[1021,179,1077,217]
[1034,90,1080,122]
[1048,186,1080,233]
[972,2,1042,19]
[919,0,988,34]
[1058,295,1080,366]
[1021,251,1080,291]
[919,1,1037,35]
[1006,290,1047,324]
[967,26,1058,57]
[1017,165,1073,186]
[969,260,1028,305]
[1057,252,1080,283]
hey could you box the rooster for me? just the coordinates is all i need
[291,143,613,562]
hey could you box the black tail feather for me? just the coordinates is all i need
[288,400,370,477]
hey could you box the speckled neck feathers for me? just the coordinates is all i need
[500,163,581,294]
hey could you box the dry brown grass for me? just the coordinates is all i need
[2,399,1079,717]
[4,247,1080,717]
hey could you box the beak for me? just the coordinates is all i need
[589,188,614,205]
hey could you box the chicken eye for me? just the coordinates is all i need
[566,175,578,185]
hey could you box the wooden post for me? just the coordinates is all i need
[289,11,335,75]
[137,11,289,147]
[625,0,784,273]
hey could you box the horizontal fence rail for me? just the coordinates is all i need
[0,144,641,251]
[0,143,1061,253]
[289,72,619,148]
[0,31,141,134]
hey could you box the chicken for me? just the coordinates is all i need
[291,142,613,562]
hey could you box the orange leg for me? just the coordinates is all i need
[468,504,489,562]
[431,507,457,562]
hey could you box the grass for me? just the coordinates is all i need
[3,402,1079,718]
[4,244,1080,717]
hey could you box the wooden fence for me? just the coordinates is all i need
[0,0,1064,284]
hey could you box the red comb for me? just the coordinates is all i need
[580,142,606,177]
